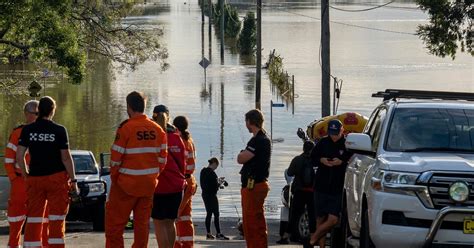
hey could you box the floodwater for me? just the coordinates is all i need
[0,0,472,219]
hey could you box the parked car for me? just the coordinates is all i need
[0,150,109,231]
[339,89,474,248]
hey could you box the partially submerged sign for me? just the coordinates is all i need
[199,57,210,69]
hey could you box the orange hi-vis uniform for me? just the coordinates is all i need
[175,138,197,248]
[105,114,167,248]
[5,125,48,248]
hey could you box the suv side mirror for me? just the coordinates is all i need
[346,133,373,153]
[101,167,110,176]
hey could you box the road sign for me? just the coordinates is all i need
[42,68,49,77]
[272,103,284,107]
[199,57,210,69]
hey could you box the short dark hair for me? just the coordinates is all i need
[245,109,264,129]
[303,140,315,154]
[126,91,146,113]
[38,96,56,118]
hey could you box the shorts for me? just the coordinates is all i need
[151,192,183,220]
[314,191,342,218]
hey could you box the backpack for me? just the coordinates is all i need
[301,156,315,187]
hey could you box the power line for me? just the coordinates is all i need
[329,1,395,12]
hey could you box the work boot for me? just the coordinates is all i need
[206,233,215,240]
[216,233,229,240]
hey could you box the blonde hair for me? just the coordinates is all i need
[153,112,169,129]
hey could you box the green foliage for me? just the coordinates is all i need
[416,0,473,59]
[0,0,168,84]
[211,0,241,38]
[266,51,292,97]
[238,12,256,55]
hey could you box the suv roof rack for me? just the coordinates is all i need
[372,89,474,101]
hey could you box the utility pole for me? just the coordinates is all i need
[201,0,205,23]
[321,0,331,117]
[220,0,224,63]
[209,0,212,61]
[255,0,262,110]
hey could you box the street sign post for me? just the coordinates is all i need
[270,100,285,141]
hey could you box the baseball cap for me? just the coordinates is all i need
[327,119,343,135]
[208,157,219,165]
[153,105,169,114]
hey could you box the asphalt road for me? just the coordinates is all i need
[0,217,312,247]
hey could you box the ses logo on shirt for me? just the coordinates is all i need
[30,133,55,142]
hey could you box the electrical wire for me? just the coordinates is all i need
[329,1,395,12]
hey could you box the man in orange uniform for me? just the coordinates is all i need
[105,91,167,248]
[5,100,48,248]
[173,116,198,248]
[237,109,272,248]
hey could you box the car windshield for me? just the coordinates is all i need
[73,154,98,174]
[386,108,474,153]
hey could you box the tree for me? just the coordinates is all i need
[416,0,473,59]
[238,12,256,55]
[0,0,168,84]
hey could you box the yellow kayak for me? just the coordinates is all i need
[306,112,368,141]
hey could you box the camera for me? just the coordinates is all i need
[219,177,229,189]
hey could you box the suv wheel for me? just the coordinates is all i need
[360,207,375,248]
[92,201,105,232]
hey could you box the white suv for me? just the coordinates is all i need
[341,89,474,248]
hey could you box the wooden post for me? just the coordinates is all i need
[256,0,262,110]
[321,0,331,117]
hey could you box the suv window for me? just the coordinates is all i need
[386,108,474,152]
[369,108,387,150]
[73,154,98,174]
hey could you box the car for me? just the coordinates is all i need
[0,150,110,231]
[339,89,474,248]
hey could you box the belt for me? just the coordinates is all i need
[185,174,191,178]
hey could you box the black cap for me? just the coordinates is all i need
[328,119,343,135]
[153,105,169,114]
[208,157,219,165]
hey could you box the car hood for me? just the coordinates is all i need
[379,152,474,173]
[75,174,100,182]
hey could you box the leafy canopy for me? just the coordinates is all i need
[416,0,473,59]
[0,0,168,84]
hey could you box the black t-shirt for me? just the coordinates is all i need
[311,136,352,195]
[18,119,69,176]
[240,130,271,187]
[200,167,219,195]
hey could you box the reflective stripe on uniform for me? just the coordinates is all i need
[177,215,192,222]
[23,241,42,247]
[187,153,194,159]
[161,144,167,150]
[49,215,66,221]
[26,217,47,223]
[8,215,26,222]
[110,160,122,167]
[178,236,194,242]
[48,238,65,244]
[7,245,21,248]
[7,142,17,151]
[119,167,160,176]
[4,158,15,163]
[112,144,125,154]
[158,157,166,164]
[186,164,195,171]
[124,147,161,154]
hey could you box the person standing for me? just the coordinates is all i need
[237,109,272,248]
[105,92,167,248]
[287,140,316,242]
[16,96,78,248]
[173,116,198,247]
[309,119,352,247]
[152,105,186,248]
[200,157,229,240]
[5,100,49,248]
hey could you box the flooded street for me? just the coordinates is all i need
[1,0,472,219]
